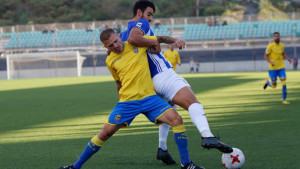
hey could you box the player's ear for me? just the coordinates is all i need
[137,9,142,17]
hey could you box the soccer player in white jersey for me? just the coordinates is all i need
[120,0,233,165]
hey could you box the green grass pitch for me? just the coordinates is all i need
[0,71,299,169]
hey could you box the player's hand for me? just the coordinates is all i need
[149,41,161,54]
[174,39,186,50]
[270,61,275,66]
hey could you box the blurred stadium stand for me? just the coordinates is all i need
[183,20,300,40]
[0,20,299,50]
[1,26,170,49]
[0,13,299,50]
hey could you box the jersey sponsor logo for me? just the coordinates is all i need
[132,46,139,53]
[136,22,142,27]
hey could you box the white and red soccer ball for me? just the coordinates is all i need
[221,148,245,169]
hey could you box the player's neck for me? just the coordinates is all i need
[132,16,140,21]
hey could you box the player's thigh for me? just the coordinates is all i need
[172,86,199,110]
[153,69,190,102]
[158,109,183,127]
[268,70,278,82]
[142,95,180,126]
[278,68,287,80]
[98,123,122,141]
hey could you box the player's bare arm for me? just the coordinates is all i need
[128,27,158,47]
[128,27,161,54]
[264,53,274,66]
[157,36,186,50]
[128,27,185,51]
[282,53,292,63]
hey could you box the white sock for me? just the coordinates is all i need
[158,104,176,150]
[159,123,170,150]
[188,103,214,138]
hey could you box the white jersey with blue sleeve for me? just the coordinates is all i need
[120,19,173,78]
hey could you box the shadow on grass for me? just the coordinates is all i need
[0,75,300,169]
[0,75,259,133]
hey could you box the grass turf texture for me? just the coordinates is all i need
[0,72,299,169]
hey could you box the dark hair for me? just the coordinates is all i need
[273,32,280,36]
[133,0,155,17]
[100,28,115,43]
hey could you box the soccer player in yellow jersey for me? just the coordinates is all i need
[58,29,204,169]
[164,44,181,71]
[263,32,292,105]
[123,2,232,167]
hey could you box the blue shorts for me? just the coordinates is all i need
[268,68,286,82]
[106,95,173,127]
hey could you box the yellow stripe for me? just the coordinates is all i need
[173,125,186,133]
[155,108,174,124]
[281,81,286,85]
[105,119,129,128]
[91,135,105,146]
[105,119,117,126]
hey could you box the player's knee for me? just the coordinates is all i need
[169,114,183,127]
[272,82,277,88]
[280,78,286,84]
[98,129,114,141]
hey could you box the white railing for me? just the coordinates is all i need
[1,12,300,34]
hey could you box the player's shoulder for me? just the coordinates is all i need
[279,42,285,47]
[135,19,150,27]
[136,19,150,25]
[106,52,118,65]
[268,42,275,47]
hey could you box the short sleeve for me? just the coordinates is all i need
[163,51,168,57]
[132,19,150,35]
[106,58,120,81]
[120,31,127,42]
[265,44,272,55]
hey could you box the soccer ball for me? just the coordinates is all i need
[221,148,245,169]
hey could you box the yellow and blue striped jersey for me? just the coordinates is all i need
[265,42,285,70]
[163,50,181,71]
[106,36,157,102]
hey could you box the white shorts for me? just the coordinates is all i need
[153,69,190,102]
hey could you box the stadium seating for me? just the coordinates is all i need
[183,20,300,40]
[1,20,299,49]
[4,29,103,49]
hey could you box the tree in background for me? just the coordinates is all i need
[0,0,296,27]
